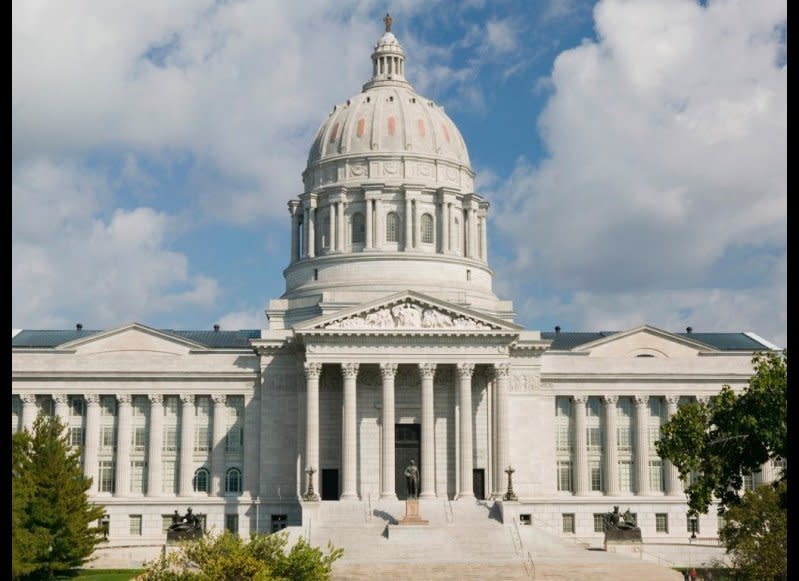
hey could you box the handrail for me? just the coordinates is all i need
[524,550,536,579]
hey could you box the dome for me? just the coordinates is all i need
[303,26,472,191]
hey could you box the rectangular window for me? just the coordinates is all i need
[619,460,633,492]
[101,396,117,416]
[617,426,632,451]
[132,396,149,417]
[655,513,668,533]
[742,472,756,490]
[129,515,142,536]
[557,460,573,492]
[162,460,177,494]
[163,426,178,452]
[225,427,243,452]
[717,514,726,533]
[162,515,174,534]
[130,461,147,494]
[586,426,602,451]
[36,395,54,417]
[562,513,575,534]
[132,426,147,451]
[593,513,606,533]
[164,396,180,417]
[69,426,84,448]
[687,516,700,535]
[519,514,531,526]
[649,459,664,492]
[225,514,239,535]
[194,425,211,452]
[101,426,116,450]
[69,396,85,417]
[99,461,115,493]
[590,460,602,491]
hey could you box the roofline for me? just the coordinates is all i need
[743,332,782,351]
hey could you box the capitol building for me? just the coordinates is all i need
[11,22,779,568]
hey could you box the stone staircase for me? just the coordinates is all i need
[298,499,683,580]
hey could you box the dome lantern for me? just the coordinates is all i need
[363,14,410,90]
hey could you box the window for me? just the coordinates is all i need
[225,396,244,453]
[271,514,288,533]
[101,396,117,416]
[593,513,606,533]
[386,212,399,242]
[421,213,434,244]
[742,472,756,491]
[225,514,239,535]
[555,397,572,451]
[687,515,700,535]
[351,212,365,244]
[619,460,633,493]
[12,396,21,434]
[132,426,147,451]
[194,426,211,452]
[519,514,531,526]
[164,426,178,452]
[589,460,602,491]
[129,515,142,536]
[69,426,84,448]
[132,395,148,417]
[557,460,573,492]
[101,426,116,450]
[130,461,146,494]
[656,513,669,533]
[194,397,211,452]
[226,468,242,494]
[162,460,177,494]
[36,395,54,417]
[193,467,210,493]
[649,459,664,492]
[562,513,575,534]
[69,396,85,417]
[162,515,174,534]
[99,461,115,493]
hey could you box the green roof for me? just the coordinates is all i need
[12,329,261,349]
[540,331,772,351]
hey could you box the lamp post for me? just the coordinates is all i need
[688,513,697,576]
[503,465,518,501]
[303,466,319,501]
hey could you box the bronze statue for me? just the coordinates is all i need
[404,459,419,498]
[603,506,639,531]
[384,13,392,33]
[168,507,202,533]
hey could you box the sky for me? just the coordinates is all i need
[12,0,787,348]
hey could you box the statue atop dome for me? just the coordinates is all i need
[384,13,392,32]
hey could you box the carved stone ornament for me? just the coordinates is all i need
[85,394,101,405]
[456,362,475,378]
[21,394,37,405]
[602,394,619,405]
[211,394,227,405]
[493,363,511,378]
[341,362,360,378]
[418,362,437,379]
[633,395,649,406]
[117,394,132,405]
[508,374,540,393]
[304,361,323,379]
[324,299,497,331]
[573,394,588,405]
[380,362,399,379]
[53,393,70,405]
[665,394,680,406]
[696,395,710,404]
[180,394,195,405]
[149,394,164,405]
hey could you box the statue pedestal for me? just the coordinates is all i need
[166,528,204,545]
[604,529,643,557]
[398,498,428,525]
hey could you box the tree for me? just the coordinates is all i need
[655,350,787,517]
[12,413,107,579]
[138,529,343,581]
[718,480,787,580]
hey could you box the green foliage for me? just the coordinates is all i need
[719,481,787,580]
[655,350,787,516]
[138,530,343,581]
[12,413,107,580]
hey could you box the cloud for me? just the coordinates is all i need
[490,0,786,345]
[12,158,218,328]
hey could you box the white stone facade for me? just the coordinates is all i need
[11,25,779,567]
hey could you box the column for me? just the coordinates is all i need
[457,363,475,499]
[634,395,650,496]
[493,363,510,497]
[759,460,776,484]
[21,394,37,432]
[179,394,195,496]
[114,394,132,497]
[340,362,360,500]
[211,394,227,496]
[374,197,383,250]
[664,395,682,496]
[365,197,373,250]
[307,203,316,258]
[480,211,488,261]
[84,394,101,494]
[419,363,437,498]
[146,394,163,497]
[54,393,70,429]
[603,395,620,496]
[337,198,345,251]
[304,361,322,499]
[573,395,589,496]
[380,363,398,500]
[302,207,309,257]
[288,201,300,263]
[404,195,413,250]
[329,202,337,252]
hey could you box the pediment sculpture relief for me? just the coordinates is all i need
[324,301,496,331]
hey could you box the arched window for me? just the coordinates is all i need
[386,212,399,242]
[351,212,365,244]
[193,467,209,493]
[421,213,434,244]
[225,468,242,494]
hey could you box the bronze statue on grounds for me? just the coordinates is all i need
[603,506,639,531]
[166,507,204,543]
[404,459,419,498]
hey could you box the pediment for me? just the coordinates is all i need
[57,323,208,356]
[295,291,522,334]
[574,325,717,358]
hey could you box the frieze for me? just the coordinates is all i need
[349,162,367,177]
[324,299,497,331]
[508,374,541,393]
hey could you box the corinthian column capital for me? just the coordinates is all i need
[456,362,475,378]
[379,362,398,379]
[418,362,437,379]
[341,362,360,379]
[304,361,323,379]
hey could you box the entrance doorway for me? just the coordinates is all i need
[473,468,485,500]
[321,469,339,500]
[395,423,421,500]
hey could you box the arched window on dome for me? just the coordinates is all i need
[386,212,400,243]
[225,468,242,495]
[421,213,434,244]
[193,467,209,493]
[351,212,365,245]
